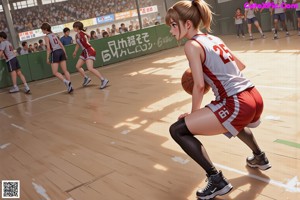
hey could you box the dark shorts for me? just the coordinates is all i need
[247,17,258,24]
[273,13,286,21]
[6,57,21,72]
[296,11,300,18]
[50,49,66,63]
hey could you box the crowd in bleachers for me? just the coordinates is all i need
[2,0,154,33]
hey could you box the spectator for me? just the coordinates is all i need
[111,29,116,36]
[90,30,98,40]
[156,13,162,24]
[20,41,30,55]
[60,27,73,46]
[102,31,109,38]
[128,24,134,31]
[29,44,35,52]
[33,43,39,52]
[111,24,118,34]
[119,23,128,33]
[106,27,111,36]
[38,39,46,51]
[9,0,154,33]
[96,28,102,38]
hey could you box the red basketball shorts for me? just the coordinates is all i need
[206,87,263,138]
[80,47,96,61]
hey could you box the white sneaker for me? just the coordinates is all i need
[100,79,109,89]
[65,81,73,93]
[286,32,289,37]
[9,86,19,93]
[24,86,30,94]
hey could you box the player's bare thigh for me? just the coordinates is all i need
[185,107,227,136]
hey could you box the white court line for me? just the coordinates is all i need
[256,85,298,91]
[30,90,66,102]
[11,123,30,133]
[214,163,300,193]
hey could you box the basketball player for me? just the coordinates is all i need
[245,0,265,40]
[0,31,30,94]
[293,0,300,36]
[72,21,109,89]
[166,1,271,199]
[41,23,73,93]
[265,0,289,39]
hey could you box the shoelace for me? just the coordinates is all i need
[202,178,213,192]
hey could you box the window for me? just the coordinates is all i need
[13,0,37,10]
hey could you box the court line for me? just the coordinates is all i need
[30,90,66,102]
[214,163,300,192]
[274,139,300,149]
[11,123,30,133]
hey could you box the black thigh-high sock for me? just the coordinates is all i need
[237,127,262,155]
[169,118,218,176]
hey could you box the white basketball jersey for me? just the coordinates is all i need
[0,40,16,61]
[47,33,61,51]
[192,34,253,100]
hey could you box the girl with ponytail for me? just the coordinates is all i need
[166,1,271,199]
[73,21,109,89]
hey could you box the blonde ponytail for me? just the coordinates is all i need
[192,0,212,32]
[165,0,213,33]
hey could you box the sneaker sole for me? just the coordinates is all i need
[83,79,91,87]
[100,80,109,89]
[9,90,19,93]
[197,184,233,200]
[25,90,31,94]
[247,163,272,171]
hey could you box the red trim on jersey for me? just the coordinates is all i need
[202,63,228,99]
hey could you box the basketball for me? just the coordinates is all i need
[181,68,210,95]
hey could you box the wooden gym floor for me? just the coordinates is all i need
[0,31,299,200]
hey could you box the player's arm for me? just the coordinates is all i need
[73,43,79,58]
[44,36,51,64]
[184,40,206,113]
[229,50,246,71]
[0,50,3,58]
[244,9,248,19]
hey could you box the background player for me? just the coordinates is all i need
[245,0,265,40]
[41,22,73,93]
[166,0,271,199]
[234,8,245,38]
[264,0,289,39]
[72,21,109,89]
[293,0,300,35]
[0,31,30,94]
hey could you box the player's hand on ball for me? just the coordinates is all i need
[178,113,189,120]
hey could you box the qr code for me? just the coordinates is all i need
[2,180,20,199]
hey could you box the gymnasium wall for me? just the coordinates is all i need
[0,24,178,89]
